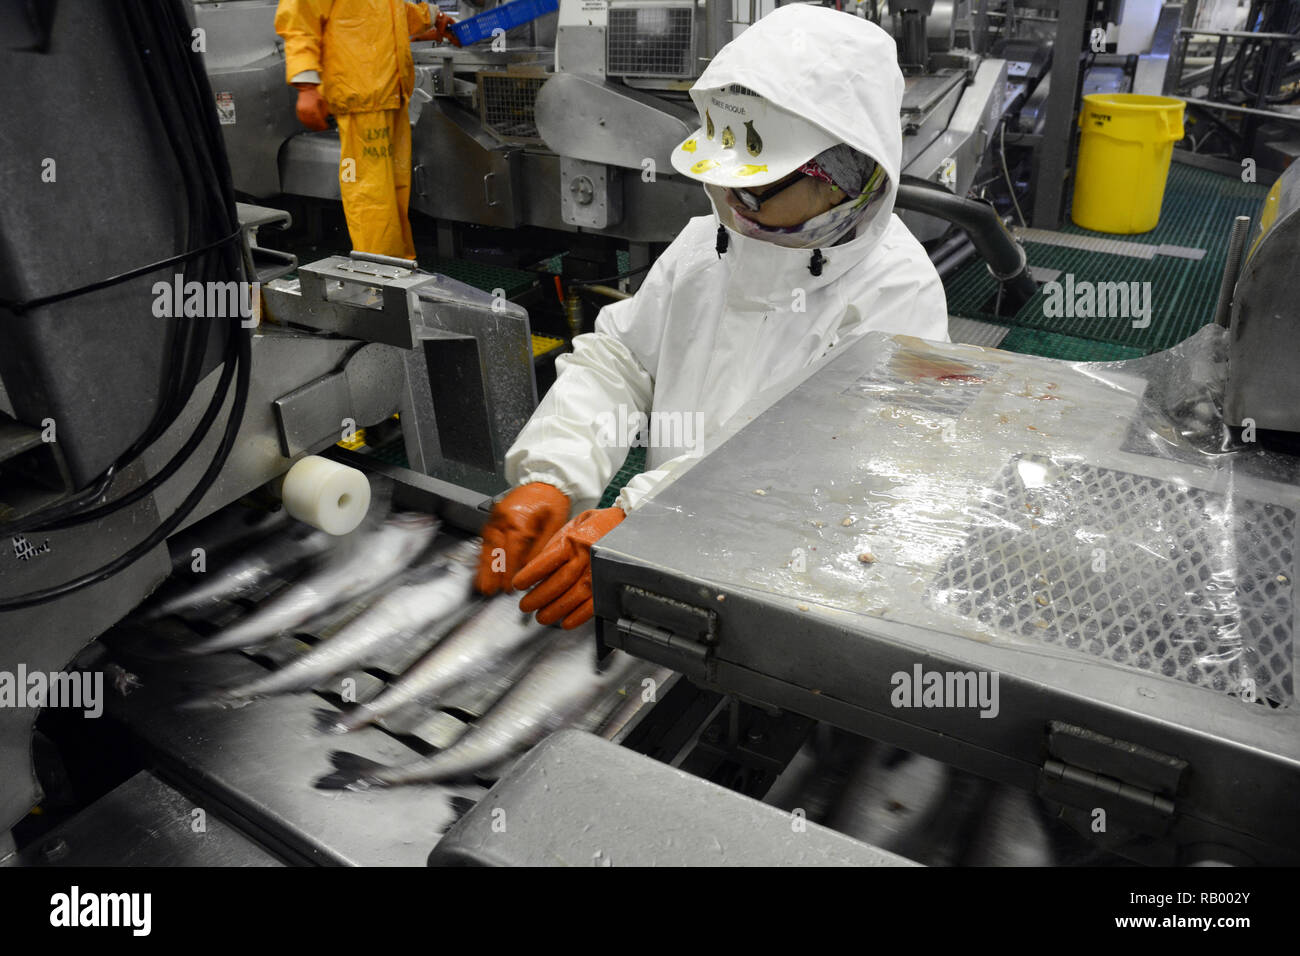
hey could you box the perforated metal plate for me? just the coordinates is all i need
[606,4,695,78]
[927,455,1296,707]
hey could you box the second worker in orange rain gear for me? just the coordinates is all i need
[274,0,458,260]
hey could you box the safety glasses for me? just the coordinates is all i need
[729,169,806,211]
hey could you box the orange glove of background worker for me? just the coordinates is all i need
[292,82,330,131]
[411,11,460,45]
[513,507,626,629]
[476,482,571,595]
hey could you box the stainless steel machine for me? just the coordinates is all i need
[0,233,538,846]
[193,0,1013,251]
[1223,159,1300,436]
[590,327,1300,866]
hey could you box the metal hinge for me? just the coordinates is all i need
[610,586,717,678]
[1036,721,1185,837]
[1041,758,1175,814]
[616,618,710,663]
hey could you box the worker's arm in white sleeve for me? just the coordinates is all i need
[505,247,681,513]
[289,70,321,84]
[505,330,654,513]
[611,359,802,513]
[614,453,697,513]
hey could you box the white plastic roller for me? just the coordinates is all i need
[280,455,371,535]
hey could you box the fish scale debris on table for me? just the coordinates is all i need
[328,590,554,734]
[183,512,439,656]
[317,627,631,789]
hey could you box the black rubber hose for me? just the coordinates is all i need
[895,183,1038,312]
[0,324,251,611]
[934,240,977,279]
[927,232,971,264]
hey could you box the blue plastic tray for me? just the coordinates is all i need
[451,0,560,45]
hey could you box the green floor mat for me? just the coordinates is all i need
[945,162,1269,354]
[598,445,647,509]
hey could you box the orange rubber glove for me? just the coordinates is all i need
[513,507,626,629]
[476,482,571,595]
[292,83,330,131]
[412,11,461,46]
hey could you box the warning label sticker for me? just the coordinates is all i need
[215,91,236,125]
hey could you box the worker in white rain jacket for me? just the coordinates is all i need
[477,4,949,628]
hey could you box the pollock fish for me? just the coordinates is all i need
[329,592,552,734]
[147,528,335,619]
[210,560,478,704]
[184,513,438,655]
[318,628,625,789]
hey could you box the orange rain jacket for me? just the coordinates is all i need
[275,0,433,114]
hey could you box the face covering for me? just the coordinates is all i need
[707,161,888,250]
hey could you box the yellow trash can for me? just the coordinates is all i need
[1071,93,1186,234]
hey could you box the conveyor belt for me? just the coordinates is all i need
[99,520,663,866]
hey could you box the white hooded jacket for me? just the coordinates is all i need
[506,6,949,513]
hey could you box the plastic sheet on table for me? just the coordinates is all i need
[634,327,1300,709]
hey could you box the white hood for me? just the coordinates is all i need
[504,6,948,516]
[692,5,906,252]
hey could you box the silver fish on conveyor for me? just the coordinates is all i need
[317,627,624,789]
[147,528,335,620]
[329,592,553,734]
[207,559,479,705]
[184,512,438,656]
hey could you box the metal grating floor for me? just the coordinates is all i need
[945,162,1271,359]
